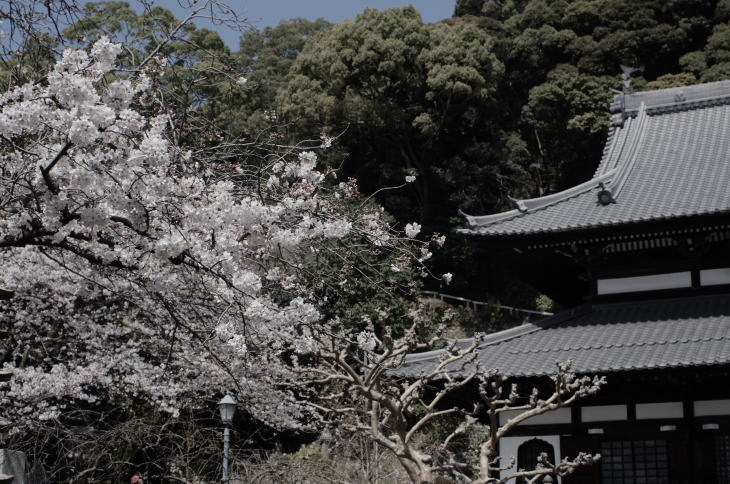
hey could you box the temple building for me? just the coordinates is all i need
[402,80,730,483]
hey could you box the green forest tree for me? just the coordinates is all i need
[266,1,730,301]
[233,17,332,136]
[277,8,508,230]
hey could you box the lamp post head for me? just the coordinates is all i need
[218,394,237,426]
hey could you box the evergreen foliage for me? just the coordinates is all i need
[235,0,730,302]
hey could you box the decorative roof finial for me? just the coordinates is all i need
[620,65,639,94]
[609,65,641,126]
[597,182,616,206]
[508,196,527,213]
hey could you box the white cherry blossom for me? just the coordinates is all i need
[405,222,421,238]
[0,38,444,438]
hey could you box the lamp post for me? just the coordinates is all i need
[218,395,237,483]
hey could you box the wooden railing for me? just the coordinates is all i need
[421,291,553,317]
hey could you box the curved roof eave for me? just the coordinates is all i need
[460,170,616,231]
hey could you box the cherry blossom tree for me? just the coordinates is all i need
[0,24,445,475]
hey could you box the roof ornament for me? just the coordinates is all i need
[457,208,475,228]
[610,65,640,126]
[620,65,639,94]
[508,196,527,213]
[597,182,616,206]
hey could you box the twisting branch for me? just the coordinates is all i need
[289,314,605,484]
[473,361,605,483]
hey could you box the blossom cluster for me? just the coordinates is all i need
[0,38,401,430]
[0,38,449,434]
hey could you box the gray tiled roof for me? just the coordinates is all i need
[461,80,730,236]
[398,294,730,378]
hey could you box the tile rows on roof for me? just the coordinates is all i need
[461,80,730,237]
[398,293,730,378]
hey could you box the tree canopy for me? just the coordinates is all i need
[260,0,730,301]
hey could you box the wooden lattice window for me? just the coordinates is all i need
[600,439,669,484]
[717,435,730,484]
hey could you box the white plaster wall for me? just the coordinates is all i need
[597,271,691,295]
[700,268,730,286]
[499,407,572,426]
[581,404,627,422]
[500,435,561,483]
[694,399,730,416]
[636,401,683,420]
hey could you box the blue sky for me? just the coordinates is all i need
[130,1,456,49]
